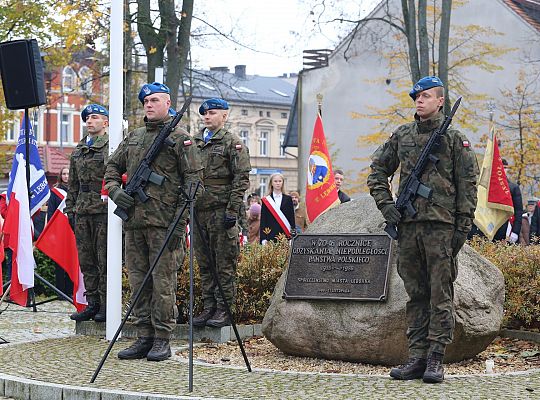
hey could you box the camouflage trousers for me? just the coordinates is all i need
[74,214,107,305]
[193,208,239,310]
[397,221,458,357]
[125,227,184,339]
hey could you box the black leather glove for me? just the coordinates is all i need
[110,187,135,209]
[380,203,401,225]
[168,221,186,252]
[223,213,237,229]
[451,230,468,257]
[67,214,75,231]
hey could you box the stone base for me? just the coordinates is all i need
[75,321,262,343]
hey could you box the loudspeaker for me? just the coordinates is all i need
[0,39,46,110]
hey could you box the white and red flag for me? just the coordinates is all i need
[35,190,87,311]
[474,128,514,240]
[3,154,35,306]
[305,113,340,223]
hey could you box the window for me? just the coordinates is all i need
[266,111,271,117]
[79,66,92,94]
[240,130,249,147]
[62,66,76,92]
[241,109,248,116]
[280,132,285,157]
[259,111,263,117]
[259,131,268,156]
[281,112,287,119]
[6,119,19,141]
[59,112,72,144]
[259,177,268,197]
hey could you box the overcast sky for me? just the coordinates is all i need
[190,0,379,77]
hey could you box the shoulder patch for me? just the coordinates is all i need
[235,144,242,150]
[183,139,192,146]
[462,140,470,148]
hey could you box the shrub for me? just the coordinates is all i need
[469,237,540,330]
[176,237,290,323]
[34,248,56,297]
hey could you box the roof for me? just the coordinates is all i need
[39,145,72,176]
[503,0,540,31]
[185,68,296,107]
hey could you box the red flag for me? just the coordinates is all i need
[4,154,35,306]
[305,114,340,223]
[35,208,86,311]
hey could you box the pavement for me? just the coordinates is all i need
[0,300,539,399]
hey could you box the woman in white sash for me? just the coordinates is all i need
[260,173,295,244]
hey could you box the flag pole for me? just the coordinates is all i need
[316,93,323,117]
[23,108,38,312]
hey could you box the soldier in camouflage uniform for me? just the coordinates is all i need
[192,98,251,328]
[367,76,479,384]
[66,104,109,323]
[104,83,203,361]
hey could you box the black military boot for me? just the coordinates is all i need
[94,304,106,322]
[192,308,216,327]
[70,302,100,321]
[206,307,230,328]
[147,338,172,361]
[389,357,427,380]
[117,337,154,360]
[423,352,445,383]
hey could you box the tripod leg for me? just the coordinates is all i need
[192,210,251,372]
[91,194,192,383]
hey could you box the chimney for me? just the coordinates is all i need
[235,65,246,79]
[210,66,230,73]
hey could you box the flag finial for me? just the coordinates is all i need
[316,93,323,115]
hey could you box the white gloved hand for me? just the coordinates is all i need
[509,232,519,243]
[261,239,268,245]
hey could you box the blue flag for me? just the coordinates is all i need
[7,116,50,216]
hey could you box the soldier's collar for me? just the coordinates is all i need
[145,116,173,131]
[415,112,444,134]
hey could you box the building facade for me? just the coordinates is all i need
[180,65,298,197]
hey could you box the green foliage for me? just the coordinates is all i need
[175,237,290,324]
[33,248,56,297]
[469,237,540,330]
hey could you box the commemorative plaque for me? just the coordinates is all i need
[283,234,392,301]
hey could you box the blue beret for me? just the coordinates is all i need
[138,82,170,104]
[409,76,444,100]
[168,107,177,117]
[81,104,108,122]
[199,98,229,115]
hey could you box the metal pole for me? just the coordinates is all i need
[24,109,37,313]
[188,189,195,392]
[106,0,124,341]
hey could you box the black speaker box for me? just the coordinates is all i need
[0,39,47,110]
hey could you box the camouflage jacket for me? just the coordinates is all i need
[104,117,203,230]
[65,134,109,216]
[367,112,479,232]
[194,127,251,217]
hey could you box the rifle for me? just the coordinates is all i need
[384,97,462,240]
[114,96,192,221]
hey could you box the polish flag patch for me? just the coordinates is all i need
[235,144,242,150]
[183,140,192,146]
[462,140,470,147]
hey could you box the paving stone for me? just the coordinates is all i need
[28,382,62,400]
[3,381,28,400]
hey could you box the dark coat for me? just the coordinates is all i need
[493,180,523,241]
[531,205,540,241]
[260,193,295,243]
[47,183,68,221]
[338,190,351,203]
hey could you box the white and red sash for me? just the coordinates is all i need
[262,195,291,237]
[51,187,67,203]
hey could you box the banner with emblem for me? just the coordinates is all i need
[305,113,340,223]
[474,127,514,240]
[7,116,50,216]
